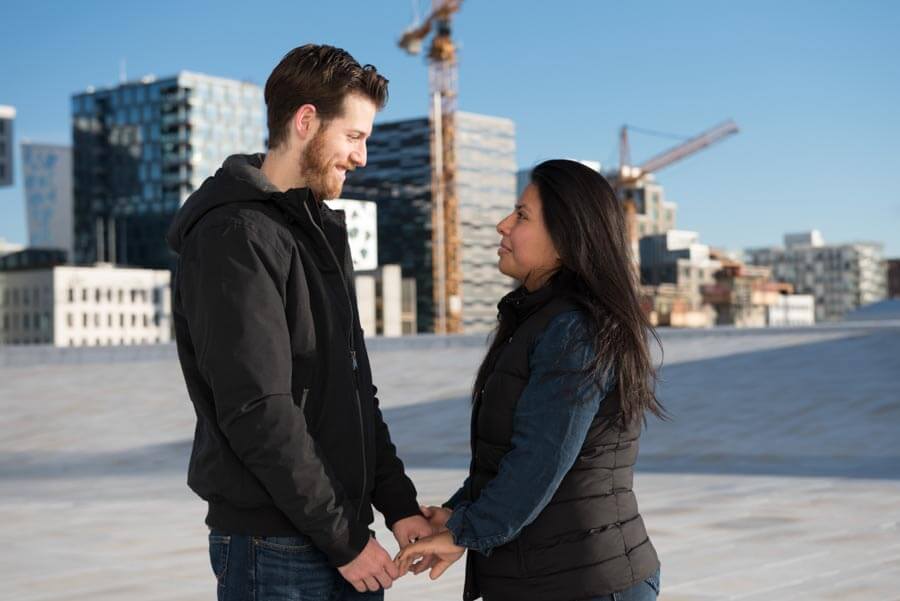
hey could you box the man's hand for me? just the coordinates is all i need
[391,514,437,575]
[394,531,465,580]
[420,505,452,532]
[337,537,400,593]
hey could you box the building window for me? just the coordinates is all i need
[68,288,75,303]
[94,313,100,327]
[23,314,30,330]
[83,313,88,327]
[82,289,88,302]
[118,290,124,303]
[120,314,125,327]
[67,314,73,327]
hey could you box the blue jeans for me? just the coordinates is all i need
[584,568,661,601]
[209,529,384,601]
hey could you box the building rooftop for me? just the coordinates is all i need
[1,322,898,599]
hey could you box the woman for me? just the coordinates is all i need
[396,160,665,601]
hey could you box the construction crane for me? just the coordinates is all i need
[398,0,462,334]
[612,119,739,245]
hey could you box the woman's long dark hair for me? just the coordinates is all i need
[473,159,666,426]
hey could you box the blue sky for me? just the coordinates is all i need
[1,0,898,255]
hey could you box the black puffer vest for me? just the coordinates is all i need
[463,285,659,601]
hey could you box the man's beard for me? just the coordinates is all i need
[300,127,343,200]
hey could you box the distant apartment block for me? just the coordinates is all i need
[746,231,887,321]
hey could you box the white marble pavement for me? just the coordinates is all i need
[1,323,898,600]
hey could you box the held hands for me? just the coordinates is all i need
[394,530,465,580]
[348,504,460,589]
[391,514,437,575]
[337,537,400,593]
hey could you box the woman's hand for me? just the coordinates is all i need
[420,504,453,531]
[394,531,465,580]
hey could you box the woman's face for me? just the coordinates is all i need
[496,183,561,290]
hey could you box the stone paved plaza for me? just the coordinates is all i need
[1,323,899,600]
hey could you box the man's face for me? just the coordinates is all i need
[300,93,376,200]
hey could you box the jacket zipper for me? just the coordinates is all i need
[302,203,368,521]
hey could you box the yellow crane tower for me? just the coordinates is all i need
[398,0,463,334]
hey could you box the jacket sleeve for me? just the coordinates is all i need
[181,222,370,567]
[369,385,423,528]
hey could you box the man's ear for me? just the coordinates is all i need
[292,104,319,142]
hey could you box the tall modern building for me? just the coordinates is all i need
[745,231,887,321]
[0,105,15,187]
[346,112,517,333]
[71,72,265,269]
[22,143,73,258]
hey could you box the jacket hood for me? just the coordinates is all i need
[166,153,281,254]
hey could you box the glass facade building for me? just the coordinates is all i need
[0,105,15,187]
[346,112,516,333]
[71,72,264,269]
[22,143,73,258]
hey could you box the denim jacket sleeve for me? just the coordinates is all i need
[445,310,612,555]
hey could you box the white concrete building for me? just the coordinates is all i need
[767,294,816,327]
[0,264,170,346]
[354,265,417,337]
[746,230,887,322]
[325,199,377,271]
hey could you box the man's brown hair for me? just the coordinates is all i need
[264,44,389,150]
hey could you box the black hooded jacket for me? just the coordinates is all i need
[166,154,420,566]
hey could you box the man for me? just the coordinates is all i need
[167,44,433,600]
